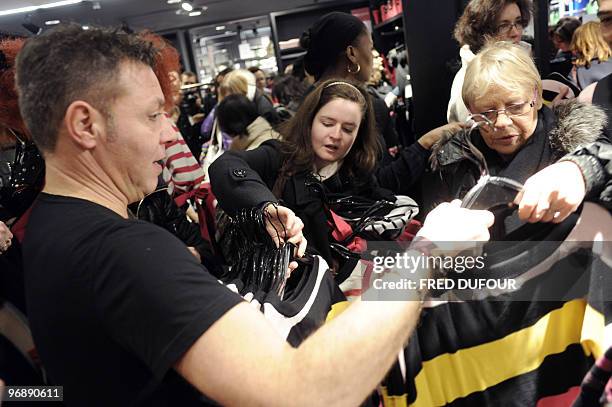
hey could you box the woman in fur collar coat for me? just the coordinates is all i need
[423,42,608,221]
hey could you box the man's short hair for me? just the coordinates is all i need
[16,24,157,153]
[462,41,543,110]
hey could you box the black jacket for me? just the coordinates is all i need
[209,140,393,264]
[563,141,612,210]
[369,92,400,149]
[375,141,430,196]
[422,100,609,215]
[254,90,281,126]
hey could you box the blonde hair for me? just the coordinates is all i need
[218,69,255,101]
[462,41,542,111]
[571,21,612,68]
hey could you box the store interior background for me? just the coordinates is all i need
[0,0,602,137]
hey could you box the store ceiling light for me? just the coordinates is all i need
[167,0,181,3]
[189,11,202,17]
[45,20,61,25]
[216,25,225,31]
[180,1,193,12]
[0,0,82,17]
[82,25,90,30]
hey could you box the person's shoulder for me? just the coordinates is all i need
[97,218,199,278]
[27,194,124,240]
[102,217,177,249]
[258,138,282,151]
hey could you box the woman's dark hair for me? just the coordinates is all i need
[550,17,581,44]
[247,66,262,75]
[300,12,367,81]
[273,78,379,196]
[291,56,307,82]
[453,0,533,53]
[271,75,307,107]
[216,94,258,137]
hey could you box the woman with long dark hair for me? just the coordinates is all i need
[299,12,454,195]
[210,79,391,268]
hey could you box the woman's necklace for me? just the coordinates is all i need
[313,160,342,181]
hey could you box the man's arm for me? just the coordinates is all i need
[176,201,494,407]
[177,298,420,407]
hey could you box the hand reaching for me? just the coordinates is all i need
[515,161,586,223]
[263,203,307,271]
[418,200,494,242]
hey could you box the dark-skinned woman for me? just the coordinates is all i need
[299,11,452,197]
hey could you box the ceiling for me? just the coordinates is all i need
[0,0,340,36]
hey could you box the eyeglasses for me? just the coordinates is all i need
[496,20,524,34]
[599,14,612,28]
[470,100,535,126]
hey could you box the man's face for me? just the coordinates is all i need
[182,73,197,86]
[96,62,175,203]
[599,0,612,47]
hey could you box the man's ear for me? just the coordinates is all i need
[63,101,106,150]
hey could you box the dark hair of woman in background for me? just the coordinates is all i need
[299,11,451,197]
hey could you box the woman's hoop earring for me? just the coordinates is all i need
[347,62,361,74]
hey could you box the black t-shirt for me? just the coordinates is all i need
[22,193,242,406]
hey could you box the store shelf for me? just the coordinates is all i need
[380,29,404,37]
[236,56,275,63]
[373,14,402,30]
[280,46,304,55]
[280,50,307,60]
[270,0,368,71]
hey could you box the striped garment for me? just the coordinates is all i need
[225,255,345,347]
[162,116,206,197]
[380,202,612,407]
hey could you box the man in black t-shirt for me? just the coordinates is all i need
[15,25,495,406]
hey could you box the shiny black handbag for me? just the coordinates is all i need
[0,132,45,218]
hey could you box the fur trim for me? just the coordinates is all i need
[429,129,459,171]
[429,128,468,171]
[429,100,608,170]
[549,99,607,153]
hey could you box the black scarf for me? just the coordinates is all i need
[472,107,559,237]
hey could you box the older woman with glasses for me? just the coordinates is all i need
[448,0,532,123]
[423,42,608,226]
